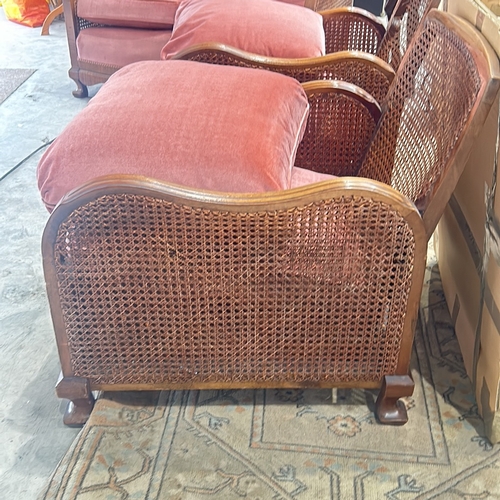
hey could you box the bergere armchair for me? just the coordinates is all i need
[169,0,439,102]
[41,10,500,426]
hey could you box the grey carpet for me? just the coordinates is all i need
[0,68,35,105]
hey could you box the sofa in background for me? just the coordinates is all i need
[61,0,354,97]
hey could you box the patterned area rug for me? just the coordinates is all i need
[0,69,35,105]
[39,254,500,500]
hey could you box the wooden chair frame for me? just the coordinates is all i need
[43,176,426,426]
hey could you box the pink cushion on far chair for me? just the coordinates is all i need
[37,60,310,211]
[77,27,173,70]
[77,0,181,29]
[161,0,325,60]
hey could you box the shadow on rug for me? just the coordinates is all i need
[0,69,35,105]
[39,257,499,500]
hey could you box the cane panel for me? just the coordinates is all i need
[322,11,383,55]
[295,90,378,175]
[359,16,482,207]
[377,0,440,72]
[314,0,352,10]
[52,192,416,386]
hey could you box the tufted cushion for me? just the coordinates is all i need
[37,60,310,211]
[77,27,172,71]
[77,0,181,29]
[161,0,325,60]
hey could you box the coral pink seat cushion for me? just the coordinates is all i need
[77,27,173,70]
[37,60,310,211]
[77,0,181,29]
[290,167,336,188]
[161,0,325,60]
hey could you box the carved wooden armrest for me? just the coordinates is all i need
[172,43,395,102]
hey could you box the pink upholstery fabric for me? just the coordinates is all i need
[38,60,310,211]
[77,0,181,29]
[161,0,325,60]
[290,167,336,188]
[77,27,172,69]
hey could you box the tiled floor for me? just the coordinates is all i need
[0,12,98,498]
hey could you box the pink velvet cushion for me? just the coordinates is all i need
[77,0,181,29]
[161,0,325,60]
[290,166,336,188]
[37,60,310,211]
[77,27,172,70]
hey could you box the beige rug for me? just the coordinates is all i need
[39,258,500,500]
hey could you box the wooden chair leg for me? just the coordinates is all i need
[56,375,95,426]
[375,375,414,425]
[41,4,64,36]
[68,69,88,98]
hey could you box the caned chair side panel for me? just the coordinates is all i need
[42,177,425,388]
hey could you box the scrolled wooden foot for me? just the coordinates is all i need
[375,375,414,425]
[56,375,95,426]
[69,69,88,98]
[72,82,88,99]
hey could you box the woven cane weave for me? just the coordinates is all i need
[77,18,101,30]
[295,91,378,175]
[377,0,439,73]
[315,0,352,9]
[53,193,416,386]
[358,16,482,205]
[181,51,392,102]
[322,11,382,55]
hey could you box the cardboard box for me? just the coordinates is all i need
[436,205,482,379]
[446,0,500,252]
[447,0,500,58]
[453,93,500,251]
[476,300,500,442]
[437,0,500,442]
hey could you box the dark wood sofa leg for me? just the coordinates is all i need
[56,375,95,426]
[69,69,88,98]
[375,375,414,425]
